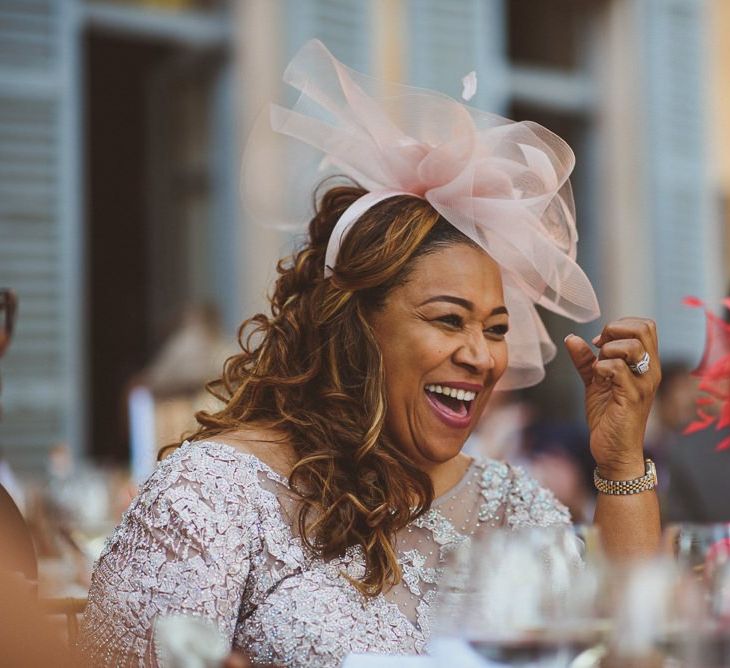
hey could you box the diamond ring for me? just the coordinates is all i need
[628,351,651,376]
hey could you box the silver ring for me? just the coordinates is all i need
[628,351,651,376]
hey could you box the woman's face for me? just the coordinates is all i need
[369,243,509,470]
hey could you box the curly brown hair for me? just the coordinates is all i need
[180,185,477,595]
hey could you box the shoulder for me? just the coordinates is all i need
[121,438,292,541]
[150,438,282,495]
[472,457,571,527]
[191,426,297,476]
[81,443,273,664]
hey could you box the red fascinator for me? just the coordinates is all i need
[683,296,730,451]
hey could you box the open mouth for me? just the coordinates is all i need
[424,384,477,421]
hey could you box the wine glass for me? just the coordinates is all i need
[605,525,730,668]
[605,556,705,666]
[662,523,730,666]
[431,526,606,667]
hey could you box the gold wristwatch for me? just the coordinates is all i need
[593,458,657,495]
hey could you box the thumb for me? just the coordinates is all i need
[564,334,596,387]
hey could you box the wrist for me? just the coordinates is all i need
[595,458,646,481]
[594,458,657,496]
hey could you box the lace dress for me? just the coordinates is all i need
[78,440,570,667]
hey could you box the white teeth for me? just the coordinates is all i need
[425,384,478,402]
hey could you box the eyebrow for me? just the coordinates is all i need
[418,295,509,316]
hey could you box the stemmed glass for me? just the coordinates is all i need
[606,524,730,667]
[660,523,730,666]
[431,526,606,667]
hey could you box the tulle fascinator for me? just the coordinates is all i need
[242,39,600,389]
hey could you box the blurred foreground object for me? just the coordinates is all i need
[0,572,75,668]
[432,524,730,667]
[431,526,602,667]
[155,614,229,668]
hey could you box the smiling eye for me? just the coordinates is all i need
[485,324,509,338]
[436,314,463,328]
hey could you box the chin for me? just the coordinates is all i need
[416,435,467,464]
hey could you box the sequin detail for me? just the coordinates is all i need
[78,442,570,667]
[505,464,572,528]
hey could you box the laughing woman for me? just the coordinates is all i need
[79,41,661,667]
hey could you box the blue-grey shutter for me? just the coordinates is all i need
[285,0,371,74]
[0,0,83,473]
[406,0,508,113]
[642,0,718,361]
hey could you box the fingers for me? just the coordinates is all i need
[597,338,646,365]
[592,317,658,357]
[564,334,596,387]
[591,317,661,385]
[593,357,642,402]
[567,318,662,391]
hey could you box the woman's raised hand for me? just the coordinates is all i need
[564,318,661,479]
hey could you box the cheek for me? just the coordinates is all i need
[382,334,448,411]
[390,330,447,374]
[491,340,509,378]
[498,342,509,372]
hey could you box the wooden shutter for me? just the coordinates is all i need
[0,0,82,473]
[285,0,371,74]
[642,0,718,361]
[406,0,508,113]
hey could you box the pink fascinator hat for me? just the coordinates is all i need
[242,39,600,390]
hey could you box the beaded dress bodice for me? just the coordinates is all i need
[78,440,570,667]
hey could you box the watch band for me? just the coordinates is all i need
[593,458,657,495]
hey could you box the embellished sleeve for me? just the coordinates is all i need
[78,445,259,666]
[503,464,572,528]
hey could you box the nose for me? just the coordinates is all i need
[452,328,496,377]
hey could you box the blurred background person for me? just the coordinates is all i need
[0,288,24,511]
[142,302,234,397]
[127,302,236,483]
[644,359,700,497]
[0,287,76,667]
[522,422,596,524]
[0,288,36,581]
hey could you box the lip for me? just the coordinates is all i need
[424,386,476,430]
